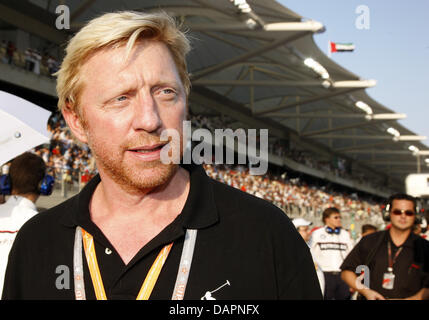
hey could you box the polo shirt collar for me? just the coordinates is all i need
[402,232,418,248]
[386,229,417,248]
[7,195,37,211]
[59,164,219,231]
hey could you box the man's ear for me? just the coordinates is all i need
[61,103,88,144]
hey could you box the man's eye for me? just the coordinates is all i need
[161,88,175,95]
[116,95,127,102]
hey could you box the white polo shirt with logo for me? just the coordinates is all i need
[0,196,38,295]
[310,227,354,273]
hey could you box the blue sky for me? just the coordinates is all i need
[279,0,429,147]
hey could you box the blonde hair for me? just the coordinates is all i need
[55,11,191,114]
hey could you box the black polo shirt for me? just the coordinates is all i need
[340,230,429,299]
[2,164,322,300]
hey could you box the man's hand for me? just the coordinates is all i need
[341,270,385,300]
[402,288,427,300]
[360,288,385,300]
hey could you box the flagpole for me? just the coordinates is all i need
[328,41,331,58]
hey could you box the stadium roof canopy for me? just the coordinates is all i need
[1,0,428,195]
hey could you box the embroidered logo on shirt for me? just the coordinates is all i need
[201,280,231,300]
[318,242,347,251]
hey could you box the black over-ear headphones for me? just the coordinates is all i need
[0,174,54,196]
[326,226,341,234]
[382,197,422,225]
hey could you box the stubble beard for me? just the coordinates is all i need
[87,133,181,194]
[391,219,414,232]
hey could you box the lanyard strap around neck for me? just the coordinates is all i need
[387,240,403,270]
[171,229,197,300]
[136,241,173,300]
[73,227,197,300]
[73,226,86,300]
[81,228,109,299]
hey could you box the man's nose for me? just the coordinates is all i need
[132,93,162,133]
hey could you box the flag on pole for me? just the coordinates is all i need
[330,41,355,53]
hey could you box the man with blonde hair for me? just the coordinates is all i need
[3,11,321,300]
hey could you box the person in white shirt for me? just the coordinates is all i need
[292,218,325,296]
[0,152,47,295]
[310,207,354,300]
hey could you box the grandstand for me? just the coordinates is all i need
[1,0,428,220]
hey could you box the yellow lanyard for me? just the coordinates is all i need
[81,228,173,300]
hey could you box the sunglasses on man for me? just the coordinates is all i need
[391,209,415,217]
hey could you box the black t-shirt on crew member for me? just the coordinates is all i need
[2,164,322,300]
[340,230,429,299]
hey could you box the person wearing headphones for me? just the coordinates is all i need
[0,152,52,294]
[340,193,429,300]
[310,207,354,299]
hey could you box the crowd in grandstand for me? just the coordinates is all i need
[33,112,96,187]
[203,163,385,227]
[189,111,380,189]
[0,39,59,77]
